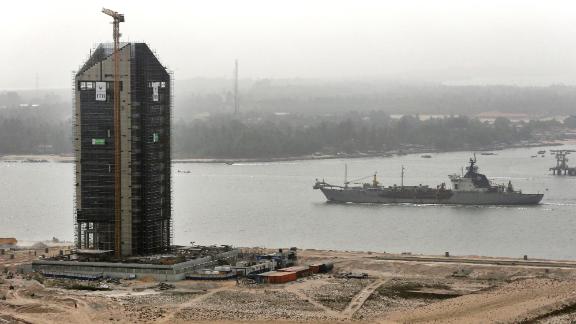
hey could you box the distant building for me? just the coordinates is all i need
[35,144,54,154]
[0,237,17,248]
[74,43,172,256]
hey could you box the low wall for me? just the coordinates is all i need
[32,249,239,281]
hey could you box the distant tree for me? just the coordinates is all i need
[0,91,21,107]
[170,112,550,159]
[564,116,576,128]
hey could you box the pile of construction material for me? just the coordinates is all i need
[310,262,334,274]
[182,245,333,284]
[186,255,280,280]
[255,248,298,268]
[185,248,298,281]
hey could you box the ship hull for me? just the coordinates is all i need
[319,188,543,205]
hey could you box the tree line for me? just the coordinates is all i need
[0,108,569,158]
[0,115,72,155]
[173,113,564,159]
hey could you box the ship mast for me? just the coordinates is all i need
[344,163,348,188]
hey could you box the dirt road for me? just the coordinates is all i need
[2,249,576,323]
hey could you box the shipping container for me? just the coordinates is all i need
[256,271,297,284]
[278,266,310,278]
[0,238,17,246]
[309,264,321,274]
[310,262,334,273]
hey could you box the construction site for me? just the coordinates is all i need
[5,7,576,324]
[26,7,327,287]
[6,248,576,323]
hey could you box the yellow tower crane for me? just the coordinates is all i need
[102,8,125,257]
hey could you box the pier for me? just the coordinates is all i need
[549,150,576,176]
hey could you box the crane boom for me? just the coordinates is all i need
[102,8,125,21]
[102,8,124,257]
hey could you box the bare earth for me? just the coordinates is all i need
[3,249,576,323]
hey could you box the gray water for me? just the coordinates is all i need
[1,145,575,259]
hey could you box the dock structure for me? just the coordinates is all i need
[549,150,576,176]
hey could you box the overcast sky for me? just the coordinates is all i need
[2,0,576,89]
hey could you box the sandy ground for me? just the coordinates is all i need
[0,155,73,163]
[3,249,576,323]
[0,247,69,270]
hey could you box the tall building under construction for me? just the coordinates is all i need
[74,43,172,256]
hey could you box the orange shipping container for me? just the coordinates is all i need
[258,271,297,284]
[0,238,17,246]
[278,266,311,278]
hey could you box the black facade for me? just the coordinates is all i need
[75,43,171,256]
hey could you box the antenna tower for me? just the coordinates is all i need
[234,59,239,114]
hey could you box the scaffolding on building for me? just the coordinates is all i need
[74,42,173,256]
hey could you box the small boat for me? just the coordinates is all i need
[537,150,546,155]
[480,152,496,156]
[421,154,432,158]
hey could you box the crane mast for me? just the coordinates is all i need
[102,8,125,257]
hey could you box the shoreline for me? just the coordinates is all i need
[175,140,566,164]
[0,140,569,164]
[5,239,576,264]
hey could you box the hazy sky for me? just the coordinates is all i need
[2,0,576,89]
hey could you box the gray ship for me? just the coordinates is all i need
[313,157,543,205]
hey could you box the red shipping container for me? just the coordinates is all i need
[309,264,321,274]
[278,266,311,278]
[258,271,297,284]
